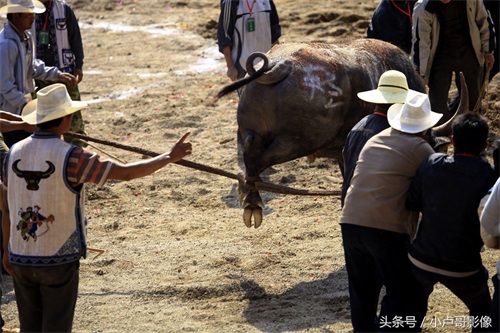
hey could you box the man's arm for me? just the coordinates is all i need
[411,1,433,83]
[0,39,26,111]
[66,4,84,83]
[481,179,500,237]
[1,183,12,275]
[106,132,192,181]
[0,111,37,132]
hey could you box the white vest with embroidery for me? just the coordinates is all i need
[6,134,86,266]
[30,0,74,69]
[233,0,273,69]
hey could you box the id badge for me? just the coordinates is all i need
[38,31,49,45]
[247,18,255,32]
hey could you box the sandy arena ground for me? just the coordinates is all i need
[2,1,500,332]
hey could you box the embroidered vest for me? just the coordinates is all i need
[6,134,86,266]
[31,0,74,69]
[233,0,273,69]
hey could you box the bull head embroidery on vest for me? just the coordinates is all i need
[12,160,56,191]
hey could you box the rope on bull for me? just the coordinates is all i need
[64,132,341,197]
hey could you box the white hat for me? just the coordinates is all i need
[0,0,45,14]
[357,70,419,104]
[387,93,443,134]
[22,84,87,125]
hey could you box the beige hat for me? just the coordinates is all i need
[357,70,419,104]
[387,93,443,134]
[0,0,45,14]
[22,84,87,125]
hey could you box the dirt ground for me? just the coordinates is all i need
[2,0,500,332]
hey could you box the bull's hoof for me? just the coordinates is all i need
[243,206,263,228]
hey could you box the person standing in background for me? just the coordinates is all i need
[31,0,86,145]
[411,0,494,122]
[367,0,416,54]
[0,0,77,147]
[217,0,281,81]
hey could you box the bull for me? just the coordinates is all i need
[217,39,465,228]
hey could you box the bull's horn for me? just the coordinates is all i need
[432,72,469,137]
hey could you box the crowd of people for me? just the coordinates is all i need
[0,0,498,331]
[343,0,499,331]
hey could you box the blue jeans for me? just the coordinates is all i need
[341,224,427,332]
[411,265,491,332]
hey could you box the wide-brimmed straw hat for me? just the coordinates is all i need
[0,0,45,13]
[22,84,87,125]
[387,93,443,134]
[357,70,419,104]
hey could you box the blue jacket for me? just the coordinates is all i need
[0,22,60,115]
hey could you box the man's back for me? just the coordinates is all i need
[408,153,496,272]
[341,127,434,234]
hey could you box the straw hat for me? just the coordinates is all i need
[357,70,419,104]
[22,84,87,125]
[387,93,443,134]
[0,0,45,13]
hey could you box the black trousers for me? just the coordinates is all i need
[428,46,482,121]
[411,265,491,332]
[341,224,427,332]
[12,261,80,333]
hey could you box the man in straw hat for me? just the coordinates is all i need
[0,0,77,148]
[340,93,442,332]
[1,84,192,332]
[341,70,422,207]
[407,112,496,331]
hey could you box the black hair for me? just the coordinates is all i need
[37,117,65,130]
[7,13,13,21]
[452,112,489,156]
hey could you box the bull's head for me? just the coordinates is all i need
[12,160,56,191]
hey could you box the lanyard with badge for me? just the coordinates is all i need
[38,0,52,46]
[246,0,256,32]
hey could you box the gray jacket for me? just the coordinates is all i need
[411,0,493,84]
[0,22,60,115]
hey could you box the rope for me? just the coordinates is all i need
[64,132,341,197]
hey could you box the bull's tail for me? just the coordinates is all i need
[216,52,269,100]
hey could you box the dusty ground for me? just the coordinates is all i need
[2,0,500,332]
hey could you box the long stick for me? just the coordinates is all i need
[65,132,341,196]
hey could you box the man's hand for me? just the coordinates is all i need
[57,72,78,89]
[485,53,495,72]
[2,251,12,276]
[73,68,83,84]
[227,66,238,82]
[168,132,192,163]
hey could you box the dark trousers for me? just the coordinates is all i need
[341,224,427,332]
[428,46,482,121]
[491,273,499,333]
[12,261,80,333]
[411,265,491,333]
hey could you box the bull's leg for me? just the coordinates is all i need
[239,130,266,228]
